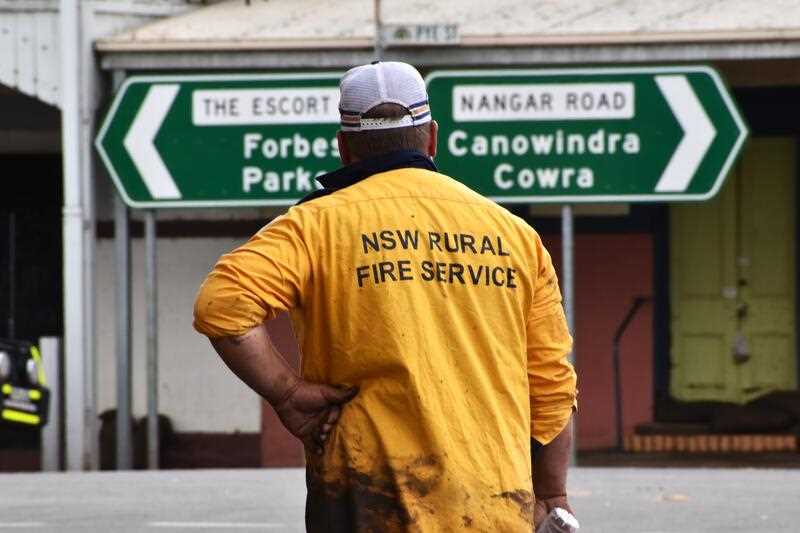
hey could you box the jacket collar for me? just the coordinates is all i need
[298,150,437,204]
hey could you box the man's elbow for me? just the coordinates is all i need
[193,278,268,339]
[192,277,236,338]
[192,281,220,338]
[531,402,575,445]
[530,377,578,444]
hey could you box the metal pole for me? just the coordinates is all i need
[7,212,15,339]
[561,204,576,464]
[113,66,132,471]
[145,210,159,469]
[561,206,575,353]
[80,2,99,469]
[61,0,90,471]
[373,0,383,60]
[111,70,132,469]
[40,337,62,471]
[113,194,132,469]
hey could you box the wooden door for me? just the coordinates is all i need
[670,138,797,403]
[737,138,797,399]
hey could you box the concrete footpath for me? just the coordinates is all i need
[0,467,798,532]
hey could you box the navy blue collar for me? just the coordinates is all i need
[298,150,437,205]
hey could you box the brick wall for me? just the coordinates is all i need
[542,232,654,450]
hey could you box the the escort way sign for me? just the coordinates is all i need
[427,66,748,203]
[95,73,342,208]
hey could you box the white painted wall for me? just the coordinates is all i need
[96,234,261,433]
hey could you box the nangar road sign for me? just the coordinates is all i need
[426,66,748,203]
[95,73,343,208]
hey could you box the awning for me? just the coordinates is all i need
[95,0,800,70]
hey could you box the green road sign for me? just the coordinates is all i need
[95,74,343,208]
[426,66,748,203]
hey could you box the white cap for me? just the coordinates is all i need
[339,61,431,132]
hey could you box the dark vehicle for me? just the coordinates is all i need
[0,339,49,427]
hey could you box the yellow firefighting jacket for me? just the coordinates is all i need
[194,150,577,532]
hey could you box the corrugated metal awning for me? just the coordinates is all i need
[0,0,198,107]
[0,0,61,106]
[96,0,800,52]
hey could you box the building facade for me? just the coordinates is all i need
[1,0,799,469]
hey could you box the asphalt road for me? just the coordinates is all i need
[1,467,798,532]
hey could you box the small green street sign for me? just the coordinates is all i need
[95,73,343,208]
[426,66,748,203]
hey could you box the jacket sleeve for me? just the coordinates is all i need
[527,232,578,445]
[193,211,313,338]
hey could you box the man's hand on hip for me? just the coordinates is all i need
[209,323,358,454]
[275,380,358,454]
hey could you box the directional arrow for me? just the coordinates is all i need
[654,75,717,193]
[123,84,182,200]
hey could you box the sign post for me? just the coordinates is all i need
[374,0,383,60]
[110,70,133,471]
[145,209,158,470]
[97,66,747,466]
[561,203,576,463]
[427,66,748,462]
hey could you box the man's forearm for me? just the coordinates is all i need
[209,322,300,407]
[533,417,573,499]
[209,321,358,451]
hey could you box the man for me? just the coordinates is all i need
[194,61,577,532]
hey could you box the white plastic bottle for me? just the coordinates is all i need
[536,507,580,533]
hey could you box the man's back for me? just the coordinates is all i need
[196,164,570,531]
[194,61,576,533]
[301,166,538,531]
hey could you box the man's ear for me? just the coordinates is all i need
[427,120,438,159]
[336,131,352,166]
